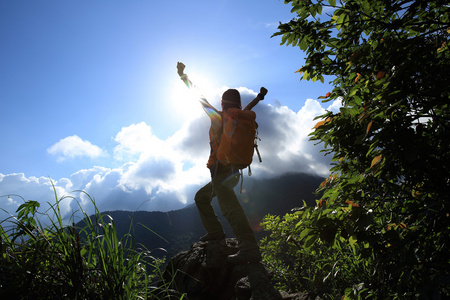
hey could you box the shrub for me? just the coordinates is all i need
[262,0,450,298]
[0,184,182,299]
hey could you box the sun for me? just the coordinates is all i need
[170,72,221,121]
[170,81,203,120]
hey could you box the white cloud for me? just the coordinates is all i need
[249,97,332,177]
[0,173,73,224]
[327,98,343,113]
[113,122,166,161]
[1,94,338,220]
[47,135,106,162]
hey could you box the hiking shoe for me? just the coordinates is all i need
[199,233,226,242]
[227,250,261,264]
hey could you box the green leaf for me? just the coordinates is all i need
[371,40,379,50]
[302,70,310,80]
[300,228,313,239]
[281,34,288,45]
[336,13,346,30]
[317,4,323,15]
[299,37,308,51]
[290,5,303,14]
[349,236,357,246]
[304,233,319,248]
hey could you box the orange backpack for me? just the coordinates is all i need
[216,108,261,169]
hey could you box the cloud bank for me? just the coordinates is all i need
[1,89,340,222]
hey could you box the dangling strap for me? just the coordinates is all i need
[255,127,262,163]
[239,166,254,193]
[255,144,262,163]
[239,169,244,193]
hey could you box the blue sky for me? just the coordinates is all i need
[1,0,338,220]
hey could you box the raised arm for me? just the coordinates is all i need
[177,62,192,88]
[244,87,268,111]
[177,62,220,116]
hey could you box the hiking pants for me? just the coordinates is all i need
[194,164,259,252]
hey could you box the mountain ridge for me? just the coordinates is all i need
[76,172,323,259]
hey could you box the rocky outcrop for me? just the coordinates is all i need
[157,238,308,300]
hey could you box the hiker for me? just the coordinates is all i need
[177,62,267,264]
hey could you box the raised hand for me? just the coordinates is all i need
[260,87,268,97]
[177,62,186,76]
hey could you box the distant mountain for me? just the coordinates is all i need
[76,172,323,259]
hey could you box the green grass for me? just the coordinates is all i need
[0,183,185,299]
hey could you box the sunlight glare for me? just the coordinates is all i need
[170,72,220,121]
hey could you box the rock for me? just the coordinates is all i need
[278,291,311,300]
[158,238,284,300]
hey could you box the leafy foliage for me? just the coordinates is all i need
[262,0,450,298]
[261,204,372,298]
[0,185,183,299]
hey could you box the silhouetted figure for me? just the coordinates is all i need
[177,62,267,264]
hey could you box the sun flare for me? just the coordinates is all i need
[170,72,221,121]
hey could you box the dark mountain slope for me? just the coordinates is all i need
[76,172,323,259]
